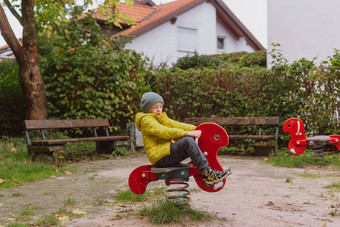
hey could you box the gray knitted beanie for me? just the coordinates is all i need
[141,92,164,112]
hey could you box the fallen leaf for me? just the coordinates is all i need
[50,175,57,179]
[64,171,72,175]
[0,179,6,184]
[57,215,72,221]
[72,209,87,215]
[263,158,268,161]
[10,148,16,152]
[111,204,128,210]
[7,218,16,221]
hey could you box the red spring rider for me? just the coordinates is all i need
[128,122,230,195]
[283,118,340,155]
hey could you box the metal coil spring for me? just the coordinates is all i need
[310,144,325,162]
[165,178,191,209]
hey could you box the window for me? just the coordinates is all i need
[177,26,198,52]
[217,37,225,50]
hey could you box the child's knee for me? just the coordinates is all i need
[182,136,195,145]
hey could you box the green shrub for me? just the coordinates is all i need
[154,66,272,121]
[152,47,340,147]
[172,51,266,70]
[239,50,267,67]
[172,52,224,70]
[40,9,150,133]
[0,60,25,136]
[214,51,249,65]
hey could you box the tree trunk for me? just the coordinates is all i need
[0,1,48,120]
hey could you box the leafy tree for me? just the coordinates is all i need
[0,0,134,120]
[40,8,149,132]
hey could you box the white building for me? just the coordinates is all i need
[93,0,264,65]
[1,0,265,63]
[267,0,340,66]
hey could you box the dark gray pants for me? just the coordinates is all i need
[155,137,209,175]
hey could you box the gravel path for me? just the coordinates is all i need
[0,155,339,226]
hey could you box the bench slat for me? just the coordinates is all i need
[184,117,279,126]
[31,136,129,145]
[24,119,109,130]
[229,135,276,140]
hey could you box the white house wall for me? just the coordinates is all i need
[267,0,340,66]
[125,2,255,65]
[216,22,254,53]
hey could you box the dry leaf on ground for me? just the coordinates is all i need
[72,209,87,215]
[57,215,72,221]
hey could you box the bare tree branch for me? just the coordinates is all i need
[0,4,22,60]
[4,0,23,25]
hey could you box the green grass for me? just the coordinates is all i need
[285,176,293,183]
[0,136,137,190]
[114,189,214,224]
[63,197,77,206]
[33,215,60,226]
[7,224,30,227]
[297,173,322,179]
[12,192,24,197]
[266,148,340,168]
[6,214,61,226]
[325,181,340,192]
[115,188,166,203]
[0,137,65,189]
[20,205,36,216]
[139,199,214,224]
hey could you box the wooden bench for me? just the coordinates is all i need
[24,119,129,166]
[184,117,280,155]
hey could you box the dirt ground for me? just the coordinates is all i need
[0,154,339,226]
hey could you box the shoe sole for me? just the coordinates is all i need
[204,171,232,186]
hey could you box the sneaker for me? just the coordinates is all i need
[203,168,232,186]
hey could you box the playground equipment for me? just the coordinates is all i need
[128,123,229,207]
[282,118,340,159]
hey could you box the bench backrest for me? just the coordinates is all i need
[24,119,111,146]
[184,117,279,126]
[24,119,109,130]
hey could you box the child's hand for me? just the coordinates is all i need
[186,130,202,138]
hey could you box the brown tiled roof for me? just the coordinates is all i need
[117,0,202,36]
[135,0,156,6]
[108,0,264,50]
[91,3,157,23]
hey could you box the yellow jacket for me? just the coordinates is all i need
[135,112,196,165]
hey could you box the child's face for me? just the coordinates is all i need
[147,102,163,116]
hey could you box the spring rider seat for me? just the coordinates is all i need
[128,123,230,206]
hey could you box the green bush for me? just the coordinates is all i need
[0,60,25,136]
[154,66,272,121]
[239,50,267,67]
[172,52,224,70]
[214,51,249,65]
[152,48,340,146]
[40,9,150,133]
[172,51,266,70]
